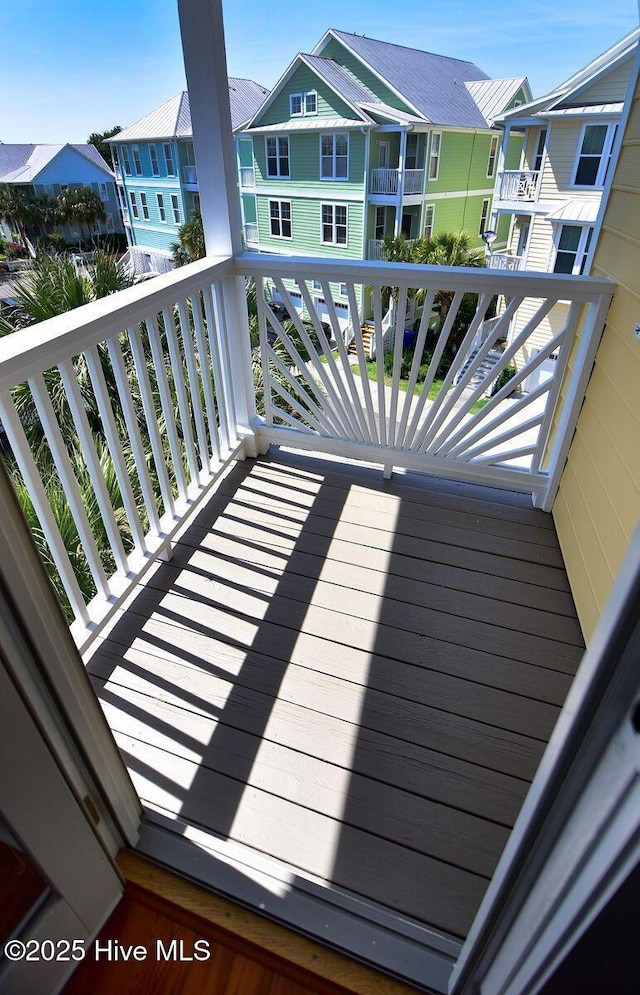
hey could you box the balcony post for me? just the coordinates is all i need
[394,129,407,236]
[177,0,259,454]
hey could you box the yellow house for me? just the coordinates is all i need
[491,28,638,372]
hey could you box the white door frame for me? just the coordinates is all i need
[451,524,640,994]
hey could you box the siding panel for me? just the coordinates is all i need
[554,66,640,641]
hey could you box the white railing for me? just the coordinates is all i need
[241,254,613,508]
[499,170,540,201]
[0,257,247,652]
[404,169,425,194]
[240,166,255,188]
[0,251,613,648]
[244,223,259,245]
[370,168,399,194]
[368,238,416,260]
[370,168,425,196]
[183,164,198,184]
[121,208,130,224]
[488,251,524,271]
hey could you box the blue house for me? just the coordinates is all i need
[0,143,122,245]
[110,79,268,273]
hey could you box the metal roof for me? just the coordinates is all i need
[465,78,529,127]
[544,103,624,117]
[113,80,269,142]
[247,118,367,134]
[0,144,113,183]
[545,199,600,224]
[319,29,491,128]
[301,54,377,108]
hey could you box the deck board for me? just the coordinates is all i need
[88,450,585,941]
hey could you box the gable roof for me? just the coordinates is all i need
[113,80,269,143]
[0,143,113,183]
[314,29,493,128]
[499,27,639,123]
[465,78,530,127]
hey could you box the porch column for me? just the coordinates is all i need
[497,124,511,200]
[394,129,408,236]
[177,0,242,257]
[177,0,260,452]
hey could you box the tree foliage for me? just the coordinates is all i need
[56,186,106,242]
[87,126,122,165]
[171,210,205,266]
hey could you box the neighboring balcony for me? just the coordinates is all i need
[183,164,198,185]
[370,167,425,196]
[243,221,259,245]
[368,237,416,259]
[498,170,540,202]
[0,250,613,991]
[240,166,255,188]
[487,250,524,271]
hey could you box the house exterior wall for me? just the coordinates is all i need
[576,59,634,103]
[256,195,364,257]
[115,139,185,256]
[257,66,357,125]
[553,69,640,641]
[253,129,367,193]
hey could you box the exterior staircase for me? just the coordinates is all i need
[348,322,375,359]
[456,346,505,394]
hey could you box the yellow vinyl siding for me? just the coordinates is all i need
[574,59,633,104]
[554,67,640,641]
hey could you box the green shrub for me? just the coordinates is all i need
[492,363,517,395]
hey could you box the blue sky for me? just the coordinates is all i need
[3,0,638,145]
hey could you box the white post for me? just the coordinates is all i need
[177,0,259,454]
[497,123,511,199]
[177,0,242,257]
[394,129,407,237]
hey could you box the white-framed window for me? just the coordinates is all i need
[105,213,115,233]
[321,203,347,245]
[534,128,547,173]
[157,193,166,222]
[479,198,490,236]
[320,133,348,180]
[129,191,139,220]
[487,135,499,178]
[423,203,435,239]
[170,194,181,223]
[428,131,441,180]
[375,206,385,240]
[269,200,292,238]
[120,146,131,175]
[265,136,290,178]
[312,280,322,291]
[338,282,348,297]
[572,123,617,187]
[163,143,176,177]
[193,192,201,213]
[149,144,160,176]
[43,184,54,197]
[140,192,149,220]
[289,91,317,117]
[406,133,419,170]
[132,145,143,176]
[553,224,593,274]
[96,182,109,202]
[185,141,196,166]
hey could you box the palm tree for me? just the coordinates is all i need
[171,209,205,266]
[0,184,31,246]
[56,185,106,244]
[412,230,485,330]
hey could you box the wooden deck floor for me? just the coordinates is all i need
[88,449,585,943]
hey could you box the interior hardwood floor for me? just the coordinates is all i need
[63,853,421,995]
[87,448,584,942]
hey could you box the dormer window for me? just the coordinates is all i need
[290,91,318,117]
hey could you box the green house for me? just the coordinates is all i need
[237,28,530,329]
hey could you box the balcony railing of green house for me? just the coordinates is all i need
[183,164,198,185]
[370,167,425,195]
[368,237,417,259]
[487,250,524,271]
[498,169,540,201]
[0,249,613,655]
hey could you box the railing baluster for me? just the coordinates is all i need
[372,286,387,448]
[84,344,147,552]
[0,390,90,624]
[345,282,378,444]
[145,313,189,502]
[105,334,163,536]
[57,358,129,574]
[189,291,222,464]
[202,283,234,453]
[127,324,176,519]
[387,287,409,449]
[396,288,436,450]
[319,282,370,443]
[162,305,200,484]
[28,373,110,599]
